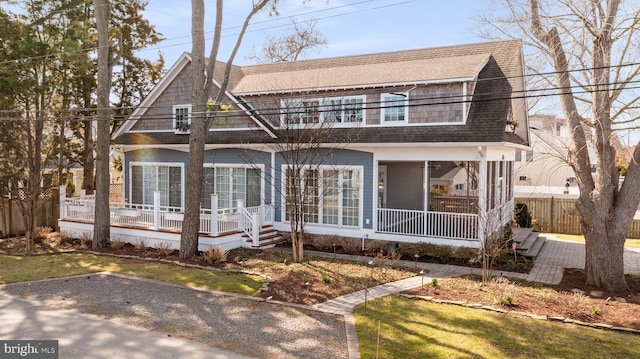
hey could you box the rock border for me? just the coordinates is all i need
[400,293,640,335]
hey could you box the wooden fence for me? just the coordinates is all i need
[0,196,57,237]
[515,196,640,238]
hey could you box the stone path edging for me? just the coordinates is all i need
[399,293,640,335]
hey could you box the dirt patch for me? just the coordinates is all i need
[402,271,640,330]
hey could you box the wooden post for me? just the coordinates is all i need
[550,196,555,233]
[59,186,67,220]
[210,194,218,236]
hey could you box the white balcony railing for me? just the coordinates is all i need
[60,188,274,243]
[377,208,479,240]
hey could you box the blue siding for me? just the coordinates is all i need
[124,148,272,205]
[274,149,374,229]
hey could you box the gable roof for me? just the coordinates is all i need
[228,39,522,95]
[114,39,527,145]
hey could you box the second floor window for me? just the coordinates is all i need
[381,93,408,122]
[173,105,191,131]
[281,96,365,126]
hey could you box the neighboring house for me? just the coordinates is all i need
[58,39,529,251]
[514,114,594,196]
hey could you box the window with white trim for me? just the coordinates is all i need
[381,93,408,122]
[281,96,365,126]
[131,164,182,207]
[173,105,191,131]
[284,166,361,227]
[201,166,262,209]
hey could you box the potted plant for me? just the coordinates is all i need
[175,122,191,133]
[505,120,518,133]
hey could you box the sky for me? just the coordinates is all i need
[138,0,492,68]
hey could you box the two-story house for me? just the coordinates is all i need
[58,39,529,252]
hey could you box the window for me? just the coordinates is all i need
[173,105,191,131]
[381,93,407,122]
[282,99,320,125]
[284,167,361,227]
[324,97,364,123]
[281,96,365,126]
[131,164,182,207]
[200,166,262,209]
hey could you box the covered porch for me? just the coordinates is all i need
[58,186,278,250]
[375,157,514,245]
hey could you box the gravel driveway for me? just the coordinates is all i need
[2,273,348,359]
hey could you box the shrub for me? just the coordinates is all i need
[135,238,148,251]
[489,277,518,306]
[419,243,452,263]
[514,203,532,228]
[154,242,174,257]
[59,230,74,244]
[322,273,330,284]
[36,226,53,240]
[202,245,228,264]
[79,231,92,248]
[454,246,480,265]
[366,240,387,255]
[504,257,529,272]
[340,237,362,255]
[110,240,126,250]
[312,235,340,251]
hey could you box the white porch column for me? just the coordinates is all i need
[153,191,160,230]
[477,148,488,244]
[252,213,260,247]
[80,189,86,199]
[210,194,218,236]
[59,186,67,220]
[423,160,429,236]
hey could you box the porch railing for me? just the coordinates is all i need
[377,208,479,240]
[59,187,274,244]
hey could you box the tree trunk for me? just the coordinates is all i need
[180,0,208,259]
[93,0,111,248]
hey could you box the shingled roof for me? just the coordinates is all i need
[115,39,527,146]
[229,39,522,95]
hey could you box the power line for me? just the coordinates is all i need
[1,77,639,123]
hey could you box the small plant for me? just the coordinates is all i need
[202,245,229,264]
[110,239,126,250]
[79,231,92,248]
[59,230,74,244]
[431,278,439,288]
[367,240,387,255]
[135,238,148,251]
[565,291,587,316]
[593,307,600,316]
[505,295,513,306]
[36,226,53,240]
[302,273,310,285]
[155,242,174,257]
[322,273,330,284]
[175,122,191,131]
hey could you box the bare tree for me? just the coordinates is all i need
[481,0,640,291]
[181,0,275,259]
[93,0,118,248]
[248,18,327,63]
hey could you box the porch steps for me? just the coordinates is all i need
[244,225,285,249]
[512,227,546,259]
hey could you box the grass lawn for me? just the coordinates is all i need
[0,253,263,295]
[552,233,640,248]
[355,296,640,359]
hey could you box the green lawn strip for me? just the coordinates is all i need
[0,253,262,296]
[552,233,640,248]
[355,296,640,359]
